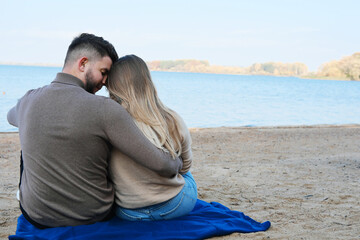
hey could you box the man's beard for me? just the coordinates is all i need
[85,71,99,94]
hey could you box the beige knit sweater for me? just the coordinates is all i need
[109,112,192,209]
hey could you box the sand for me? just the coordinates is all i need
[1,125,360,239]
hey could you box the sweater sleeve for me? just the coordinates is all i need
[174,112,193,174]
[7,106,18,127]
[7,90,33,127]
[102,99,183,178]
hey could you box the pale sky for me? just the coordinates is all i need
[1,0,359,71]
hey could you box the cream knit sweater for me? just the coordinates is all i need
[109,112,192,209]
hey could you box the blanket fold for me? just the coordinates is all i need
[9,199,270,240]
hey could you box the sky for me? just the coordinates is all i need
[0,0,359,71]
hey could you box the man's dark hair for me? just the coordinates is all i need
[63,33,118,67]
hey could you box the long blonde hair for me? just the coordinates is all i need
[107,55,182,158]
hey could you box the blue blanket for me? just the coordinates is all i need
[9,199,270,240]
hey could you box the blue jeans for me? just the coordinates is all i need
[116,172,197,221]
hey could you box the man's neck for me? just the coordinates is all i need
[62,66,86,86]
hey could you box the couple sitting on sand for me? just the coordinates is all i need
[7,33,197,228]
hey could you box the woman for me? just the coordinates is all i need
[107,55,197,221]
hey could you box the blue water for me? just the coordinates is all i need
[1,65,360,132]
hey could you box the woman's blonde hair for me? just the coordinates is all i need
[106,55,182,158]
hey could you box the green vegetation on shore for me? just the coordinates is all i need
[147,52,360,81]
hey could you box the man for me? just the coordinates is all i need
[7,33,182,228]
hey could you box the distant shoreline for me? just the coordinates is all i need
[2,51,360,81]
[0,62,356,81]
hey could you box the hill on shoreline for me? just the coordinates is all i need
[147,52,360,81]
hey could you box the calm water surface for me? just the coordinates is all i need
[1,65,360,132]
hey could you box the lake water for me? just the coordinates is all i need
[1,65,360,132]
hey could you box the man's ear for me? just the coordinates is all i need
[78,57,88,72]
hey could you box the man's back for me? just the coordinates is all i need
[12,73,114,227]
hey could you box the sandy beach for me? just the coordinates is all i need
[1,125,359,239]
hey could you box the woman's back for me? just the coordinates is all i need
[107,55,196,218]
[109,112,192,208]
